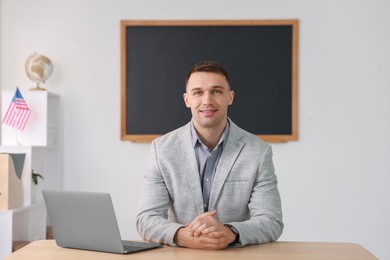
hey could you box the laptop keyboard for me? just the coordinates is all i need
[122,240,162,252]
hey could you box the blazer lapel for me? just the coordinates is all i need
[176,124,205,215]
[208,121,244,211]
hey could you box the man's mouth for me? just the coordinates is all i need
[200,109,217,117]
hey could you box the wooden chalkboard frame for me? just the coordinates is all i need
[121,20,298,143]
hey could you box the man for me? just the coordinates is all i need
[136,60,283,249]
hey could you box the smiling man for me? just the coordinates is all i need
[136,60,283,249]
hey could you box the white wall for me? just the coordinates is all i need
[1,0,389,258]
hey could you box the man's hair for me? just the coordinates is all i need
[185,60,230,85]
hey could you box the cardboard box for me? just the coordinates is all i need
[0,153,24,210]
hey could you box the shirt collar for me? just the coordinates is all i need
[190,120,230,150]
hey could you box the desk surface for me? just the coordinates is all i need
[4,240,378,260]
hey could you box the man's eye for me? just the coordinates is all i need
[213,90,222,94]
[193,91,201,96]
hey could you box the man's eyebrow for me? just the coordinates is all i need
[190,86,225,91]
[211,85,225,89]
[189,87,202,92]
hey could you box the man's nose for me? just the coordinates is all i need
[202,91,213,105]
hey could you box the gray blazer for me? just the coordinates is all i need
[136,119,283,246]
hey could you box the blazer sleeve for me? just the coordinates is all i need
[136,140,183,246]
[228,145,284,246]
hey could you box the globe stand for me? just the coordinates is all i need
[29,82,46,91]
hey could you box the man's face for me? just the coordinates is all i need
[184,71,234,130]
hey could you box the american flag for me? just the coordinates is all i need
[2,88,31,131]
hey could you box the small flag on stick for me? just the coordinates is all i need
[2,87,31,131]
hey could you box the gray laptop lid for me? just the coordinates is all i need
[43,190,161,254]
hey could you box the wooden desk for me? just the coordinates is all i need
[4,240,378,260]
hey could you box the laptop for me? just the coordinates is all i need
[42,190,162,254]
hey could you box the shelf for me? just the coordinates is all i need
[0,203,46,259]
[0,91,60,259]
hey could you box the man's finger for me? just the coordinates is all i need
[193,223,208,237]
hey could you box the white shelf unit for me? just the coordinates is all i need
[0,203,46,257]
[0,91,61,259]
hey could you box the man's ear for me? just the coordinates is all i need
[183,93,190,108]
[229,90,235,105]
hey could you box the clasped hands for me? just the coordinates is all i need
[174,210,236,249]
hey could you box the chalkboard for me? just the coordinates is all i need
[121,20,298,142]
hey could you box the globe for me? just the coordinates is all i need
[25,53,53,90]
